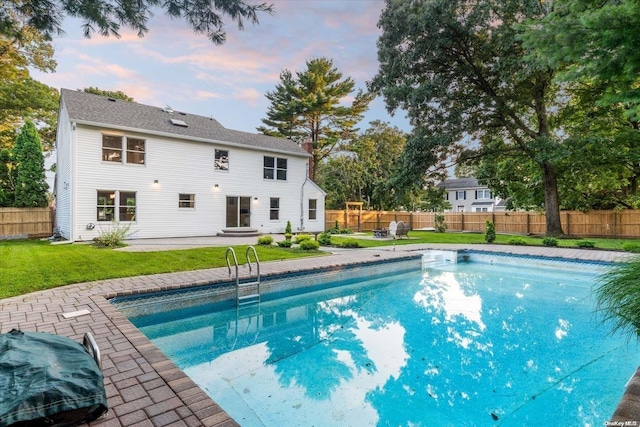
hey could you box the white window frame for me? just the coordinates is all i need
[97,190,136,221]
[102,134,145,165]
[456,190,466,200]
[309,199,317,220]
[270,197,280,220]
[215,149,229,171]
[179,193,195,209]
[264,156,287,181]
[476,189,491,199]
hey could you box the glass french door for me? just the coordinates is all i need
[226,196,251,227]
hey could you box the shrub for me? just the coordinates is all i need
[542,237,558,247]
[294,234,312,244]
[339,238,361,248]
[93,222,131,248]
[257,235,273,245]
[594,259,640,340]
[299,239,320,250]
[508,238,527,246]
[328,228,341,234]
[318,232,332,246]
[434,213,447,233]
[339,228,353,234]
[285,220,292,235]
[622,242,640,253]
[484,220,496,243]
[277,239,293,248]
[334,219,340,230]
[576,240,595,249]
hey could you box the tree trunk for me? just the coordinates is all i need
[542,162,564,236]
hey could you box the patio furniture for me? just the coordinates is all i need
[373,228,389,238]
[392,221,410,239]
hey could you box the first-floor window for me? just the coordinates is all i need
[97,191,115,221]
[475,207,488,212]
[309,199,317,220]
[270,197,279,220]
[97,190,136,221]
[179,193,195,208]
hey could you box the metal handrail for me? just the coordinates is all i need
[245,246,261,283]
[83,332,101,370]
[225,247,239,289]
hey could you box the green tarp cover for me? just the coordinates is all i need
[0,330,107,427]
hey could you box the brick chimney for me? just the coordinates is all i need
[301,139,314,180]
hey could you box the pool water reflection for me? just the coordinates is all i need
[118,256,637,426]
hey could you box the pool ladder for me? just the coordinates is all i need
[226,246,261,306]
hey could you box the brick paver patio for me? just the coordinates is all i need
[0,242,636,426]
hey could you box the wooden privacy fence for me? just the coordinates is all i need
[326,209,640,238]
[0,207,52,239]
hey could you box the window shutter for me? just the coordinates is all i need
[463,191,466,200]
[475,190,478,199]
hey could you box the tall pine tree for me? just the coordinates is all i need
[258,57,374,181]
[13,120,48,207]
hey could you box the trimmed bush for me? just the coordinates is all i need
[542,237,558,247]
[285,220,292,234]
[484,220,496,243]
[576,240,595,249]
[339,238,361,248]
[339,228,353,234]
[299,239,320,250]
[257,235,273,245]
[277,240,293,248]
[508,238,527,246]
[318,232,332,246]
[294,234,312,244]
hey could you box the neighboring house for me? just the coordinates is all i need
[55,89,325,241]
[437,178,505,212]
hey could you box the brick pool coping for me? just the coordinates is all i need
[0,243,637,426]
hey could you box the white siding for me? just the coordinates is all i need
[54,101,73,240]
[70,125,320,240]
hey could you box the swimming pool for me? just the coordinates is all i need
[113,251,638,426]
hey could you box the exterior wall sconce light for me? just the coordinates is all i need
[214,184,219,188]
[153,180,159,184]
[254,197,258,201]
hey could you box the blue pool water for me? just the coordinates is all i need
[113,253,639,426]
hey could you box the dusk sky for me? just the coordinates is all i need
[31,0,412,135]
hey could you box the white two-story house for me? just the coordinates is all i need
[437,177,505,212]
[54,89,325,241]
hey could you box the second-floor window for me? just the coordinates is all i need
[215,149,229,170]
[264,156,287,180]
[476,189,491,199]
[102,135,145,165]
[455,190,466,200]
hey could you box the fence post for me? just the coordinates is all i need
[613,211,617,238]
[460,213,465,231]
[410,212,413,230]
[526,213,530,235]
[565,212,570,236]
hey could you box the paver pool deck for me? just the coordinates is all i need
[1,240,638,426]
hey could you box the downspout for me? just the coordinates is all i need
[300,163,309,231]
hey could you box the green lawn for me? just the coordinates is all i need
[2,232,639,300]
[0,240,322,299]
[329,230,640,251]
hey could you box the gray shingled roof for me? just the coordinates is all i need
[60,88,310,157]
[436,177,481,190]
